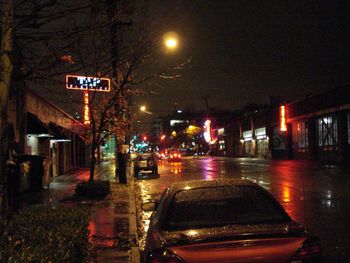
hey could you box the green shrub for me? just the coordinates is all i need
[74,180,110,200]
[0,204,90,263]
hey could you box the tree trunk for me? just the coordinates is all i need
[0,0,14,218]
[89,145,96,182]
[117,144,127,184]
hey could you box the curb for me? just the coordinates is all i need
[128,167,140,262]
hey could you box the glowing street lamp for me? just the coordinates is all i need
[139,105,152,115]
[165,38,177,49]
[163,31,179,51]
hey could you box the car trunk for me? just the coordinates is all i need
[161,223,307,263]
[168,236,306,263]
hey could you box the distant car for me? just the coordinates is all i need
[168,151,182,162]
[193,152,205,158]
[142,179,321,263]
[156,151,167,160]
[134,153,158,176]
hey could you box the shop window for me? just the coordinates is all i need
[219,140,225,150]
[317,116,337,147]
[293,122,308,150]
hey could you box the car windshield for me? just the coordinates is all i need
[138,154,153,160]
[163,186,289,230]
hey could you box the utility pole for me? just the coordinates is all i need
[107,0,131,184]
[0,0,14,217]
[107,0,123,183]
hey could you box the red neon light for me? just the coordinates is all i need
[280,105,287,132]
[204,120,211,143]
[84,92,90,125]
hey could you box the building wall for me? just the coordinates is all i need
[290,111,349,162]
[286,86,350,162]
[8,88,88,177]
[25,89,85,136]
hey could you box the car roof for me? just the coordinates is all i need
[168,179,259,192]
[139,153,153,156]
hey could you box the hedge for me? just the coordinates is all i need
[0,204,90,263]
[74,180,110,200]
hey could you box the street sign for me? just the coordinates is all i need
[66,75,110,92]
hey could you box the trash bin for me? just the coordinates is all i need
[17,155,45,191]
[5,162,21,209]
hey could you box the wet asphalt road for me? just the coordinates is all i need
[135,156,350,262]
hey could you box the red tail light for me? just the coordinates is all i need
[178,154,181,158]
[174,154,178,157]
[147,249,184,263]
[290,237,321,262]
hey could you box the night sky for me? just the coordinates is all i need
[142,1,350,113]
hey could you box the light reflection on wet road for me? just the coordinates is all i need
[135,157,350,262]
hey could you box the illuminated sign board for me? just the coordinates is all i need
[243,130,252,141]
[203,120,217,144]
[66,75,110,92]
[255,127,266,139]
[204,120,212,143]
[170,120,184,127]
[280,105,287,132]
[218,128,225,135]
[83,92,90,125]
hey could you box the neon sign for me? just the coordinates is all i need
[66,75,110,92]
[66,74,111,125]
[280,105,287,132]
[83,92,90,125]
[203,120,217,144]
[204,120,211,143]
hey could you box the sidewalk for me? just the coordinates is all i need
[17,160,140,263]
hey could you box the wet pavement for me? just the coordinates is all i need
[16,160,139,263]
[13,157,350,262]
[135,156,350,262]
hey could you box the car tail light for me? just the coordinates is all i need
[174,154,178,157]
[178,154,181,158]
[170,154,173,158]
[290,237,321,262]
[147,249,184,263]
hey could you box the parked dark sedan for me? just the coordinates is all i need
[142,179,321,263]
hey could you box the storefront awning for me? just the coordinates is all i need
[49,122,70,141]
[26,112,51,136]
